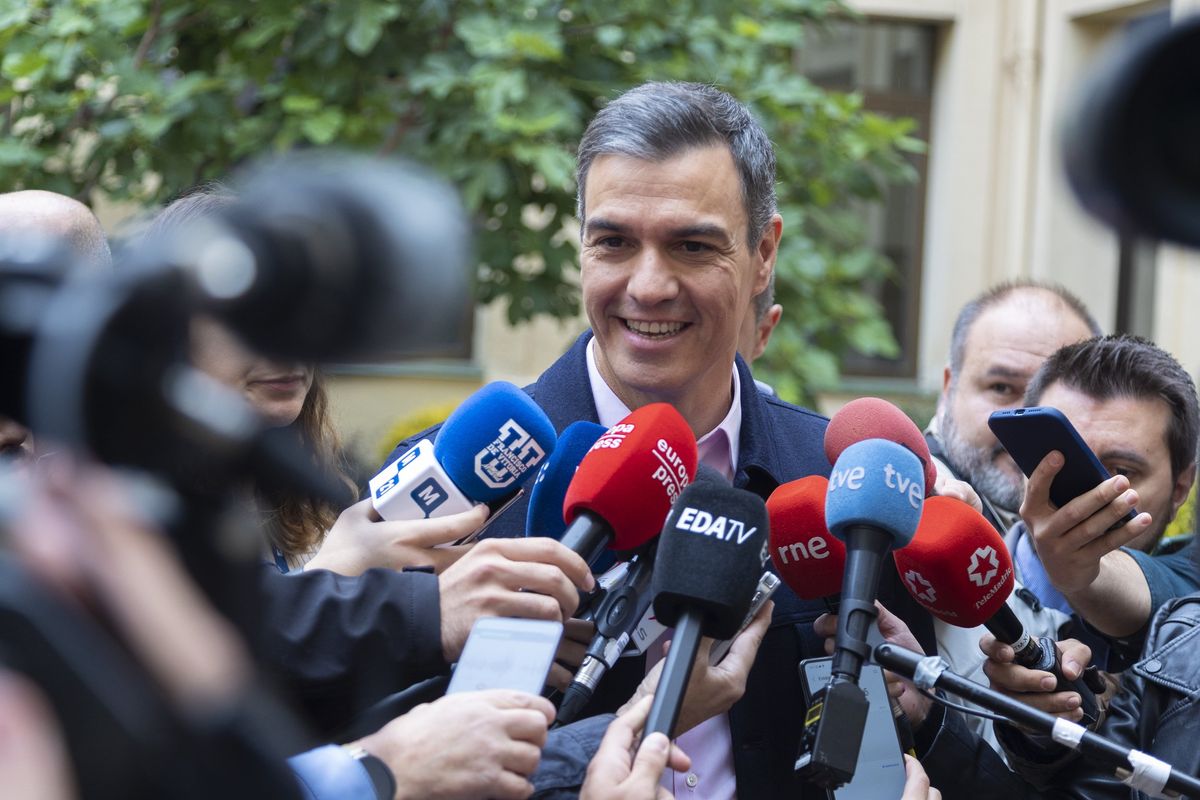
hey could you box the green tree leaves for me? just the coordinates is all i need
[0,0,920,403]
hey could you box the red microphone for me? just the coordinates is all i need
[561,403,698,564]
[892,496,1014,628]
[766,476,846,600]
[894,496,1102,722]
[824,397,937,496]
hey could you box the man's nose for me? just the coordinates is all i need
[625,248,679,306]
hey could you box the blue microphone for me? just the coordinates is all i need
[797,438,924,789]
[526,421,607,540]
[825,438,924,682]
[368,382,556,521]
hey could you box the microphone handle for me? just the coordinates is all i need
[984,605,1101,727]
[831,525,893,682]
[559,510,612,566]
[874,643,1200,798]
[591,551,655,644]
[644,611,705,739]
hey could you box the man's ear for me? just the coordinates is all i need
[751,304,783,362]
[752,215,783,296]
[1170,463,1196,517]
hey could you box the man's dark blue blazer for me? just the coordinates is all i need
[378,331,937,799]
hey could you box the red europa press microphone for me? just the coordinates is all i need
[560,403,698,566]
[767,476,847,602]
[893,495,1103,723]
[824,397,938,496]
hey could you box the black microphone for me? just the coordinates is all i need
[796,439,925,789]
[643,482,768,738]
[874,642,1200,799]
[556,545,656,725]
[556,464,729,723]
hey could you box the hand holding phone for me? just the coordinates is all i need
[988,407,1137,528]
[447,617,563,696]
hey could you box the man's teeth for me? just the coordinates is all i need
[625,320,684,336]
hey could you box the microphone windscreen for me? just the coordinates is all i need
[893,495,1014,628]
[525,421,607,540]
[435,382,557,502]
[652,482,769,638]
[825,439,924,548]
[563,403,697,551]
[824,397,937,496]
[767,477,846,599]
[693,463,729,487]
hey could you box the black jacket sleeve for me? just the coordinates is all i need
[257,566,447,734]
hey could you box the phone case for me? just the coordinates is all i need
[799,657,907,800]
[988,406,1136,524]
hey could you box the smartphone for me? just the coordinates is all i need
[447,617,563,696]
[452,488,525,546]
[988,406,1137,527]
[799,657,906,800]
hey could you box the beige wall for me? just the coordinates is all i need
[852,0,1198,400]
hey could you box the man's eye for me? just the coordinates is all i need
[1109,465,1136,479]
[680,241,711,254]
[989,383,1015,396]
[595,236,624,248]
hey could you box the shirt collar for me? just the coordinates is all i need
[585,338,741,482]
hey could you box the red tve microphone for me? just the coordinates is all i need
[560,403,698,565]
[767,476,846,600]
[824,397,937,497]
[893,496,1102,723]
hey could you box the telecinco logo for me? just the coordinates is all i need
[474,419,546,489]
[903,569,937,604]
[967,546,1000,587]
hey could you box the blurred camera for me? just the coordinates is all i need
[1062,14,1200,247]
[1,152,473,495]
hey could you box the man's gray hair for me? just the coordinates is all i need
[576,81,777,245]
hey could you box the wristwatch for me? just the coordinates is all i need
[342,745,396,800]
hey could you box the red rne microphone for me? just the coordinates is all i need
[824,397,937,497]
[766,476,846,600]
[893,496,1103,723]
[561,403,697,565]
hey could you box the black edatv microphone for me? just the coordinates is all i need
[796,439,925,789]
[643,482,768,738]
[556,465,730,725]
[874,643,1200,799]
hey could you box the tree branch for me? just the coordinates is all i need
[133,0,164,68]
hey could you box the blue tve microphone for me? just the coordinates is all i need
[796,438,924,789]
[368,382,556,520]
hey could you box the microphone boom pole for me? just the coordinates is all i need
[874,643,1200,799]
